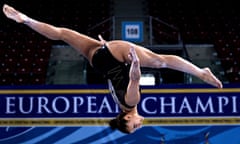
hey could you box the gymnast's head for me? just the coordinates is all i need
[109,111,144,134]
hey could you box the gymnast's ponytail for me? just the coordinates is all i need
[109,111,130,134]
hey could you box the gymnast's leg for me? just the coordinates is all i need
[2,4,102,61]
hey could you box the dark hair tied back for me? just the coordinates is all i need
[109,118,118,130]
[108,112,130,134]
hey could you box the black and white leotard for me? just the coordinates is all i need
[92,44,135,109]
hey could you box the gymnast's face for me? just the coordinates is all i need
[124,114,144,133]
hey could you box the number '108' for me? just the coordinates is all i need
[127,28,138,35]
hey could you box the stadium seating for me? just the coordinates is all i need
[1,0,239,85]
[148,0,240,83]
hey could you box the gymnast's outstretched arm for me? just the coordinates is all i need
[125,47,141,106]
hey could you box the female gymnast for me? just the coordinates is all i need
[2,4,223,134]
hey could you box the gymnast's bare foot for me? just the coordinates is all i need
[128,47,141,81]
[201,67,223,88]
[3,4,27,23]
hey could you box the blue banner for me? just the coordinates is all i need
[0,84,239,144]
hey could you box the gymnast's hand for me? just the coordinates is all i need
[128,47,141,81]
[98,34,106,44]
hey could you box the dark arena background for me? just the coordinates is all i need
[0,0,240,143]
